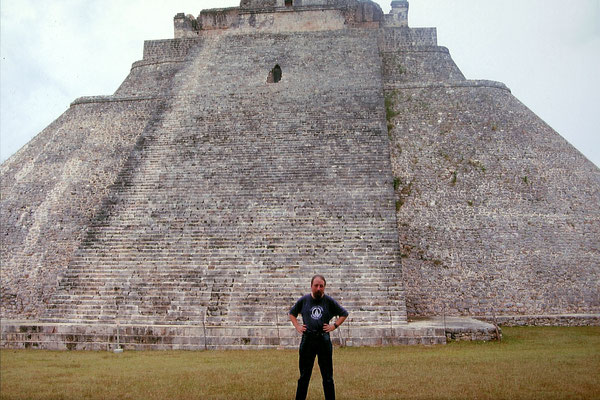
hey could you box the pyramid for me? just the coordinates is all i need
[1,0,598,350]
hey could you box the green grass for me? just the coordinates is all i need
[1,327,599,399]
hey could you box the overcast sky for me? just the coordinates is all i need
[1,0,599,167]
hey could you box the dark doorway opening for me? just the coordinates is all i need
[285,0,293,7]
[267,64,282,83]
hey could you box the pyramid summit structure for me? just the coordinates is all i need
[1,0,598,350]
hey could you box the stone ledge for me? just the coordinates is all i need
[407,316,501,342]
[1,321,445,351]
[131,59,187,70]
[481,314,600,327]
[381,45,450,54]
[70,96,159,106]
[384,79,510,92]
[17,315,590,350]
[238,5,341,14]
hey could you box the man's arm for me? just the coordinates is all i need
[323,315,347,333]
[289,314,306,334]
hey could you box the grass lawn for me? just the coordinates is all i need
[1,326,599,399]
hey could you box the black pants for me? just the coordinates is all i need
[295,332,335,400]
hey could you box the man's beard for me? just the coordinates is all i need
[313,291,323,299]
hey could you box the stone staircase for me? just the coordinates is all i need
[39,29,409,347]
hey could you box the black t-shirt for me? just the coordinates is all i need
[289,294,349,334]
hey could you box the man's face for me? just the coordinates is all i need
[311,277,326,299]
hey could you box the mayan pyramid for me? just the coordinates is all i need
[1,0,598,349]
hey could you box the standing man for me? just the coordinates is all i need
[289,275,349,400]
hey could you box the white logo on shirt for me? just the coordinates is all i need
[310,306,323,320]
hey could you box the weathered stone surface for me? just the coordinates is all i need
[0,321,446,350]
[1,0,598,350]
[385,80,600,317]
[41,29,406,330]
[1,98,165,319]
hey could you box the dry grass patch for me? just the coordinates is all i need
[1,327,599,399]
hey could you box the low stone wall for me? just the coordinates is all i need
[379,27,437,49]
[180,1,384,35]
[408,317,501,342]
[1,321,445,350]
[445,326,500,342]
[382,47,466,84]
[484,314,600,327]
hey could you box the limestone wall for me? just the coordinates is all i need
[381,46,465,84]
[0,99,163,319]
[114,62,182,97]
[176,0,384,36]
[142,38,201,61]
[385,81,600,316]
[379,27,437,48]
[235,9,347,32]
[197,8,241,31]
[114,38,201,97]
[240,0,371,10]
[40,29,407,328]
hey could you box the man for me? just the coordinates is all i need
[289,275,349,400]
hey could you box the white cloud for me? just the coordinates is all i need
[407,0,600,167]
[1,0,599,167]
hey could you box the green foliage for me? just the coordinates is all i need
[385,92,400,124]
[387,122,394,134]
[393,179,413,211]
[451,171,457,186]
[396,199,403,211]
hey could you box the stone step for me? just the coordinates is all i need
[53,275,404,284]
[39,315,408,328]
[45,299,406,310]
[48,301,404,312]
[57,277,403,286]
[42,308,406,320]
[51,294,403,303]
[42,299,407,311]
[38,30,407,333]
[2,322,441,351]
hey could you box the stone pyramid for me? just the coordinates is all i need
[1,0,598,350]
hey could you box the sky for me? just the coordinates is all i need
[1,0,599,167]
